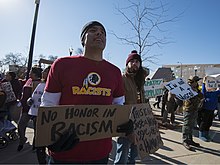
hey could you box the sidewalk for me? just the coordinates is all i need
[136,108,220,164]
[0,105,220,164]
[0,120,38,164]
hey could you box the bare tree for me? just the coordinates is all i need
[0,60,4,73]
[48,55,58,61]
[33,54,46,64]
[111,0,184,65]
[0,61,3,68]
[2,52,27,66]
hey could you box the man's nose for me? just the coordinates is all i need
[96,29,104,36]
[96,31,101,36]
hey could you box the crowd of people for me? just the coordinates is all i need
[154,75,220,151]
[0,20,220,164]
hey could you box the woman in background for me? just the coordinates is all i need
[17,66,42,151]
[28,66,51,164]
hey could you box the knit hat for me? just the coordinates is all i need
[80,21,106,46]
[126,50,142,66]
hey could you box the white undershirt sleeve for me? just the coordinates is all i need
[40,91,61,106]
[112,96,125,105]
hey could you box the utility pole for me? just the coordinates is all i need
[26,0,40,80]
[177,61,182,78]
[194,66,198,76]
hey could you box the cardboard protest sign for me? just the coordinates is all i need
[204,67,220,89]
[165,78,198,100]
[35,104,132,147]
[131,103,163,159]
[144,79,164,98]
[206,74,220,89]
[1,82,16,103]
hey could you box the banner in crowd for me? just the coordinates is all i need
[131,103,163,159]
[35,104,131,147]
[144,79,164,98]
[35,104,163,160]
[206,74,220,89]
[165,78,197,100]
[204,67,220,89]
[0,82,16,103]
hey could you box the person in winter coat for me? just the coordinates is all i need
[114,50,147,164]
[162,91,177,126]
[182,76,203,150]
[198,76,220,142]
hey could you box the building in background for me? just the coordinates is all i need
[163,64,220,81]
[148,67,175,82]
[147,64,220,84]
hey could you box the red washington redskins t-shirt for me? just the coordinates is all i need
[45,56,124,162]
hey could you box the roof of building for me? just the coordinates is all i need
[151,67,174,82]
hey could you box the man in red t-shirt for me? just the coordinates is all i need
[41,21,125,164]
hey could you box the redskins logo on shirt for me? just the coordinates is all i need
[72,72,111,96]
[87,72,101,86]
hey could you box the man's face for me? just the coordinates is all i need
[83,25,106,50]
[127,59,140,73]
[5,73,12,81]
[42,68,50,80]
[29,70,36,80]
[190,81,198,88]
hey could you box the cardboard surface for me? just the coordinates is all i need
[131,103,163,159]
[165,78,198,100]
[144,79,164,98]
[1,82,16,103]
[206,74,220,89]
[35,104,132,147]
[36,103,163,159]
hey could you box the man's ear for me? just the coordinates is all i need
[81,36,86,47]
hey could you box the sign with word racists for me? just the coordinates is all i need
[144,79,164,98]
[131,103,163,159]
[165,78,198,100]
[35,104,132,147]
[206,74,220,89]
